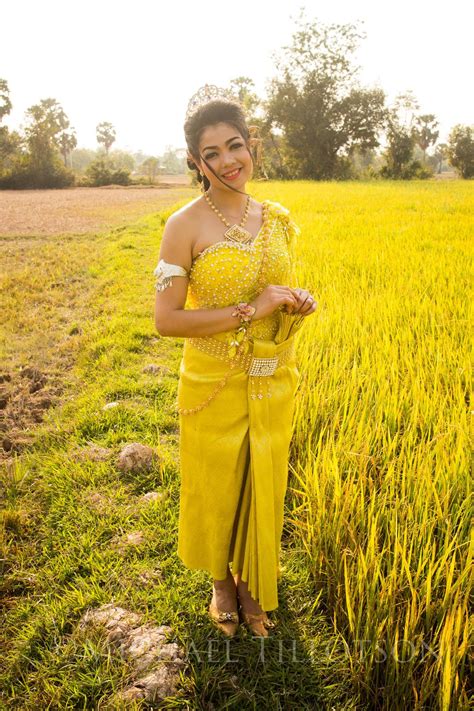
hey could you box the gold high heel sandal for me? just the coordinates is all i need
[233,574,277,637]
[208,599,239,637]
[239,606,277,637]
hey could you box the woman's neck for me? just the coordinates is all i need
[205,185,249,217]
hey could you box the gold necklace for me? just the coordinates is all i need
[204,190,253,244]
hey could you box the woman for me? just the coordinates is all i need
[153,85,317,638]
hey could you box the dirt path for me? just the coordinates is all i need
[0,182,195,237]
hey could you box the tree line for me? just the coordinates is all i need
[0,12,472,189]
[237,12,472,181]
[0,85,187,189]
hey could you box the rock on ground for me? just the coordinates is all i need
[79,603,187,705]
[116,442,161,474]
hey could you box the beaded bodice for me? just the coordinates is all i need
[185,199,299,342]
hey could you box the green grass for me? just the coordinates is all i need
[1,179,472,709]
[0,192,361,709]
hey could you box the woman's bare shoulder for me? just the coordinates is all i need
[160,198,204,270]
[166,197,205,229]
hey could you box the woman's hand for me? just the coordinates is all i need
[250,285,300,320]
[284,287,318,316]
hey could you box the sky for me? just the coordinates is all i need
[1,0,472,156]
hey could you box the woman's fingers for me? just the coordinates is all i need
[301,300,317,316]
[292,289,318,316]
[287,288,313,315]
[275,286,298,299]
[300,296,318,315]
[273,286,299,311]
[269,285,318,315]
[299,296,315,314]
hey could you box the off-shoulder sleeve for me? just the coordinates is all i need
[153,258,189,292]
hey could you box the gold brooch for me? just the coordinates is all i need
[216,611,239,623]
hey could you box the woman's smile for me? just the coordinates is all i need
[222,167,242,180]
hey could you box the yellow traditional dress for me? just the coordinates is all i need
[156,199,305,612]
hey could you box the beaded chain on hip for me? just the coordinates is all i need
[177,205,277,416]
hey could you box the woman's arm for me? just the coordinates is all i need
[154,213,299,338]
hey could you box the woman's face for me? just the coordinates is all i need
[195,122,253,191]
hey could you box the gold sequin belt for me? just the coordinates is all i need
[187,335,295,375]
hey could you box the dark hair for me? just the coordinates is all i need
[184,98,254,196]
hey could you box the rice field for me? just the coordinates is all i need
[0,179,472,709]
[277,180,472,709]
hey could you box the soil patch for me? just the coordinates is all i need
[0,181,195,237]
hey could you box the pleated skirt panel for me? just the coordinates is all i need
[177,337,299,612]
